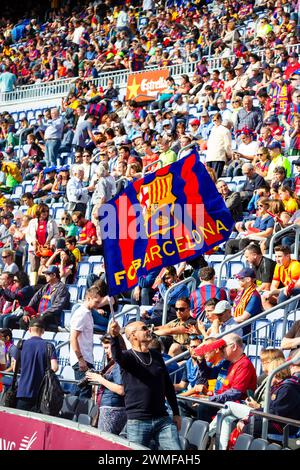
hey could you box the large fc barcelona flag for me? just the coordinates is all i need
[99,149,234,295]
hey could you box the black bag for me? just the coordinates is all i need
[36,343,64,416]
[0,340,23,408]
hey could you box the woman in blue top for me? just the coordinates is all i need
[86,334,127,435]
[225,197,275,254]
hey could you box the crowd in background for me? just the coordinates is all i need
[0,0,299,451]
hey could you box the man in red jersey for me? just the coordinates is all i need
[194,333,257,422]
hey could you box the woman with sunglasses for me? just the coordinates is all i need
[253,147,271,178]
[26,203,59,285]
[81,150,98,187]
[59,211,77,237]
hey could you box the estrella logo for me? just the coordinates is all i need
[138,173,178,237]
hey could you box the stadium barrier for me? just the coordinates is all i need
[1,43,300,108]
[0,406,146,450]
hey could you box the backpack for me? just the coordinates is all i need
[36,343,64,416]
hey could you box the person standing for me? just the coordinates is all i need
[86,334,127,435]
[70,286,104,398]
[109,320,182,450]
[44,108,64,167]
[16,317,58,411]
[206,112,232,178]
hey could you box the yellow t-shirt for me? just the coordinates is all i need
[26,204,38,218]
[273,260,300,287]
[72,247,82,264]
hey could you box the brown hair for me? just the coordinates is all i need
[36,203,50,219]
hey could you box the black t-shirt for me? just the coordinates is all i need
[111,336,179,420]
[252,256,276,285]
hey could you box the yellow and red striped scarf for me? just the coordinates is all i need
[233,284,257,318]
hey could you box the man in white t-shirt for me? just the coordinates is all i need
[70,286,104,398]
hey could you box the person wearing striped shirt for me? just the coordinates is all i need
[190,267,227,320]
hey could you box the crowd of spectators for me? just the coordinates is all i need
[0,0,300,451]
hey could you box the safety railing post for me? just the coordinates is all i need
[162,276,196,325]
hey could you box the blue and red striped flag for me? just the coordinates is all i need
[99,149,234,295]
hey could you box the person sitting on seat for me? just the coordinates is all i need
[19,265,70,331]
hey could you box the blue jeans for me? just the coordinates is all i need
[126,416,181,450]
[45,139,61,166]
[278,288,300,314]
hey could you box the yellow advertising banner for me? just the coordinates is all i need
[126,68,170,102]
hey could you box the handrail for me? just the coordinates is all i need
[18,126,35,161]
[268,223,300,259]
[112,305,140,326]
[142,158,163,176]
[2,42,300,107]
[165,292,300,366]
[262,350,300,440]
[216,248,246,288]
[162,276,197,326]
[177,142,198,161]
[175,394,300,444]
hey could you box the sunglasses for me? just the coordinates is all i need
[132,325,149,335]
[175,307,188,312]
[2,255,10,258]
[256,153,263,156]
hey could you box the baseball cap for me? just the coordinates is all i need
[268,141,282,150]
[212,300,232,315]
[235,267,256,279]
[43,166,57,174]
[163,119,171,126]
[190,119,200,125]
[290,52,299,58]
[265,115,279,124]
[44,265,60,275]
[234,63,243,70]
[199,111,209,117]
[293,158,300,166]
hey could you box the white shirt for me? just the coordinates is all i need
[206,125,232,163]
[70,304,94,366]
[66,177,90,204]
[72,25,85,45]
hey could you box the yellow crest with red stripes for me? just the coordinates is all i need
[137,173,178,237]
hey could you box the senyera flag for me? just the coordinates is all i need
[99,149,234,295]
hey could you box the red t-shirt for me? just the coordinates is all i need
[217,354,257,399]
[79,221,97,244]
[36,221,47,246]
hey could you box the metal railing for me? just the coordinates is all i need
[165,293,300,367]
[262,350,300,440]
[216,248,246,288]
[142,158,163,176]
[268,223,300,259]
[2,42,300,106]
[162,276,197,326]
[113,305,140,326]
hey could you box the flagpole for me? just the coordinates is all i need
[108,297,115,322]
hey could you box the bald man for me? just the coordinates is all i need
[109,320,181,450]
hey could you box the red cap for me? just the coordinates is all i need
[194,339,226,357]
[190,119,200,126]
